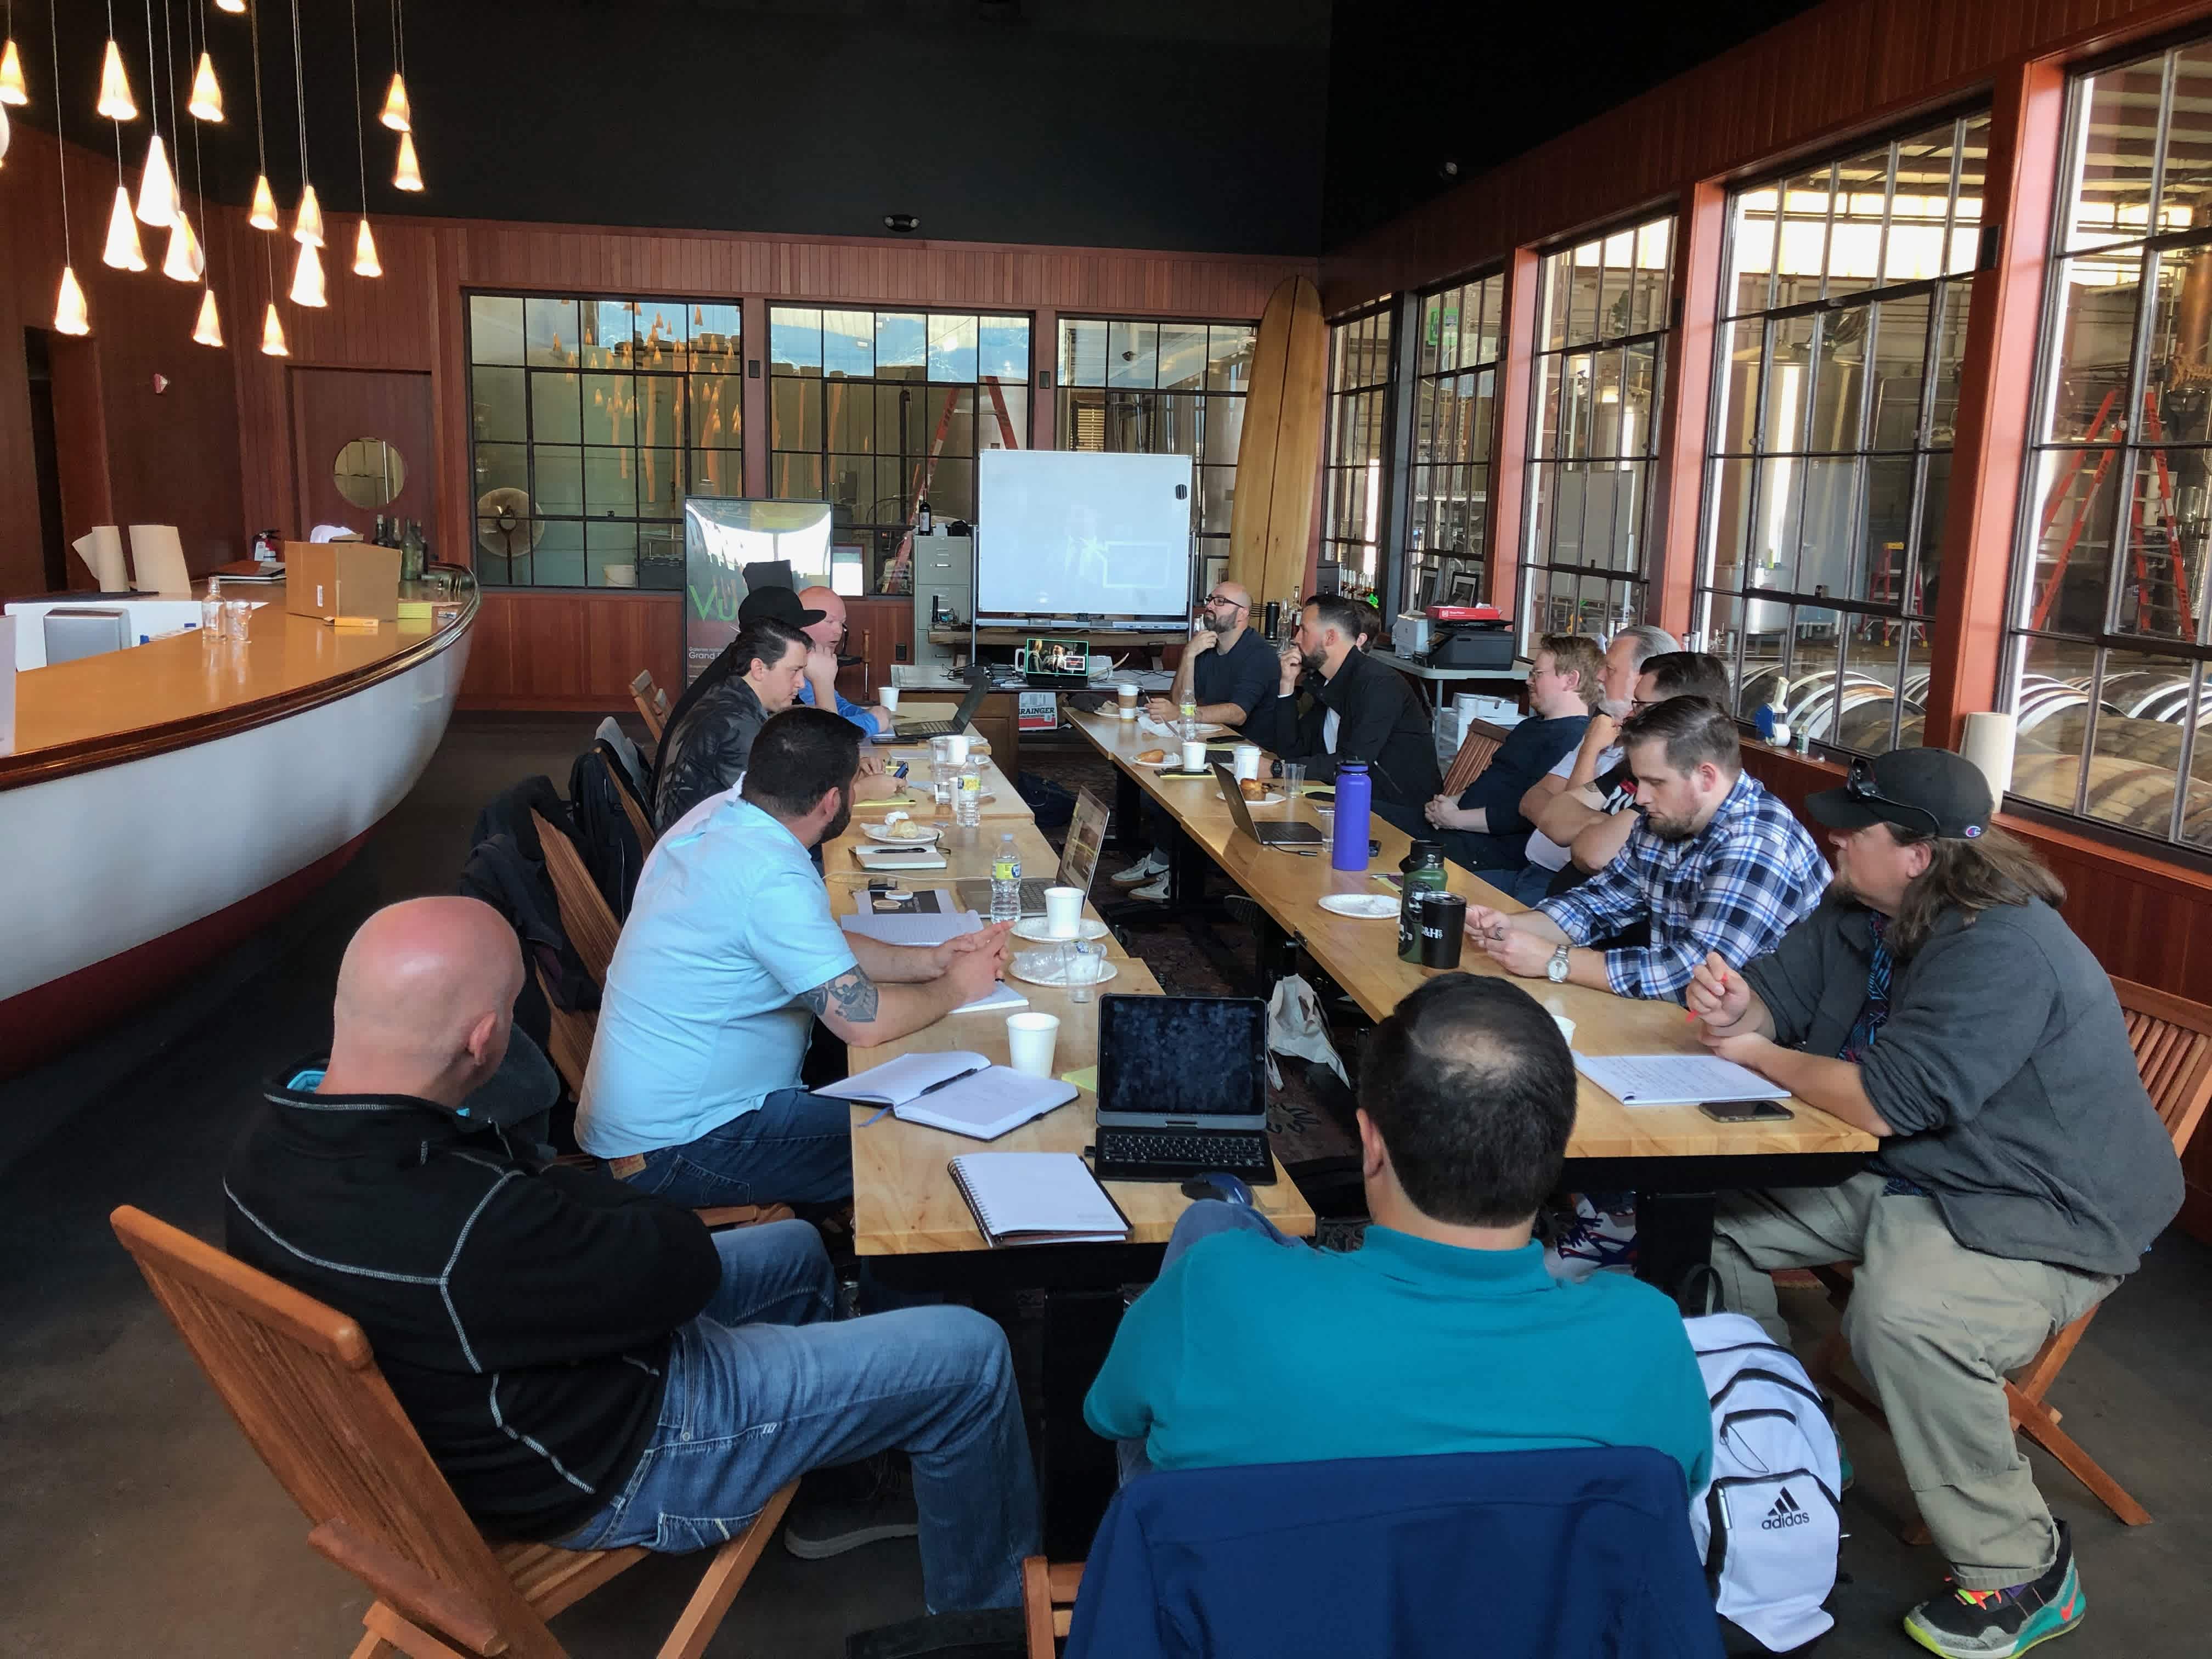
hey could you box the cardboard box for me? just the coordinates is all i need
[284,540,400,623]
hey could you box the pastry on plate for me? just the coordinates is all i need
[1136,748,1166,764]
[1239,777,1267,800]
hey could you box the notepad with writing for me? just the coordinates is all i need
[949,1153,1131,1245]
[1572,1052,1790,1106]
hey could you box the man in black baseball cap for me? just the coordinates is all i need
[1683,745,2181,1657]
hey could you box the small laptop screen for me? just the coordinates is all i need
[1098,996,1267,1119]
[1057,789,1109,893]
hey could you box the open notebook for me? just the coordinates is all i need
[817,1051,1072,1139]
[948,1153,1131,1246]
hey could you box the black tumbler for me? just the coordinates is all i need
[1263,599,1282,641]
[1418,893,1466,969]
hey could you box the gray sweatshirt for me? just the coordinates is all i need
[1743,894,2182,1277]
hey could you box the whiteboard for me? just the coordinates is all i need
[975,450,1193,622]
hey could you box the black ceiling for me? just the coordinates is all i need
[3,0,1816,257]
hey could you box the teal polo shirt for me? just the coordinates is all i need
[1084,1226,1712,1491]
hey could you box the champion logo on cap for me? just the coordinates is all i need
[1965,825,1982,837]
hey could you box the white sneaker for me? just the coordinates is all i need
[1130,872,1172,902]
[1111,851,1169,885]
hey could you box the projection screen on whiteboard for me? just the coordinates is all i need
[975,450,1194,622]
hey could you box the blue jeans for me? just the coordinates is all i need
[628,1087,854,1206]
[560,1221,1040,1612]
[1503,862,1561,907]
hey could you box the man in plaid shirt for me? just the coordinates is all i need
[1465,697,1827,1001]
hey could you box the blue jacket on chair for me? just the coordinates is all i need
[1064,1447,1724,1659]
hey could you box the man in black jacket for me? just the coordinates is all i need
[654,618,811,830]
[1239,595,1442,809]
[224,896,1038,1612]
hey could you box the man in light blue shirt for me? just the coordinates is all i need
[578,708,1009,1206]
[793,585,895,735]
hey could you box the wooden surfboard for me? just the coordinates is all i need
[1226,275,1329,612]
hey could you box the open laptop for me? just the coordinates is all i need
[1212,761,1327,848]
[1090,994,1276,1184]
[880,680,991,743]
[956,787,1110,917]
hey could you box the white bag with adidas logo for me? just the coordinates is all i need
[1686,1310,1842,1652]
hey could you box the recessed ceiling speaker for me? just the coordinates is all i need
[883,213,920,234]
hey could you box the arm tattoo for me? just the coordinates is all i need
[799,966,880,1024]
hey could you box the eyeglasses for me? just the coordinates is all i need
[1205,594,1246,610]
[1844,757,1941,838]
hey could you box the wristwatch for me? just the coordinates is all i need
[1546,944,1572,984]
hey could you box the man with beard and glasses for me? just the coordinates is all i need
[579,709,1012,1207]
[1463,696,1826,1001]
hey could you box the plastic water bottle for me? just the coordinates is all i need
[956,764,983,828]
[1332,761,1373,872]
[991,833,1022,922]
[1179,692,1199,742]
[201,576,223,640]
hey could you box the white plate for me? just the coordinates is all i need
[1317,893,1400,919]
[1012,916,1111,943]
[864,823,941,845]
[1008,950,1120,989]
[1222,789,1285,807]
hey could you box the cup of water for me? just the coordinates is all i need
[930,736,955,806]
[1280,761,1306,797]
[1064,938,1108,1004]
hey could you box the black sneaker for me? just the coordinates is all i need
[1903,1520,2085,1656]
[782,1453,919,1560]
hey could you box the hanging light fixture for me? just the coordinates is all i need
[250,171,278,227]
[293,179,323,245]
[353,215,380,277]
[193,285,224,346]
[244,0,278,227]
[136,130,175,224]
[98,37,137,119]
[216,0,245,12]
[187,50,221,120]
[1,100,9,168]
[162,207,204,281]
[288,236,326,306]
[1,29,27,108]
[345,0,380,278]
[377,69,407,131]
[392,127,421,191]
[260,300,288,354]
[103,183,147,268]
[49,0,89,334]
[55,265,91,335]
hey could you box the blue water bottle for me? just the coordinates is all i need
[1331,760,1372,872]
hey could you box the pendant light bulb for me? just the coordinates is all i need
[55,266,90,336]
[260,301,289,356]
[352,216,382,278]
[1,36,28,106]
[249,172,279,230]
[97,39,137,121]
[292,180,324,246]
[135,132,176,227]
[289,238,327,308]
[1,101,12,168]
[103,184,147,270]
[392,128,422,192]
[162,210,204,283]
[215,0,246,13]
[187,52,223,122]
[193,286,225,348]
[377,69,409,132]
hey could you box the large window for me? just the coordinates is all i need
[467,294,743,589]
[1699,114,1988,753]
[2004,41,2212,848]
[1521,217,1674,647]
[1407,273,1505,607]
[1057,317,1256,579]
[768,307,1030,584]
[1322,302,1395,596]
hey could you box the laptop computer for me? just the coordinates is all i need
[1212,762,1327,848]
[956,787,1110,916]
[881,680,991,742]
[1090,994,1276,1184]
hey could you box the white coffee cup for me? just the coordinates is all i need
[944,733,970,764]
[1043,885,1085,939]
[1181,738,1205,771]
[1116,682,1139,709]
[880,685,900,711]
[1232,743,1262,782]
[1551,1012,1576,1047]
[1006,1011,1060,1077]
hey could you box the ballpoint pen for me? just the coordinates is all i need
[857,1063,989,1127]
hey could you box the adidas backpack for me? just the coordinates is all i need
[1686,1310,1842,1652]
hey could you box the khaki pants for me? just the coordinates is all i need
[1712,1172,2115,1589]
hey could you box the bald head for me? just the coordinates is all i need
[798,586,846,650]
[325,898,524,1108]
[1200,580,1252,635]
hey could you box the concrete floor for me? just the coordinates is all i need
[2,713,2207,1657]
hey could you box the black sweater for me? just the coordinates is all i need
[1240,648,1443,808]
[224,1060,722,1538]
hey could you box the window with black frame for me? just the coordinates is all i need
[1322,303,1395,596]
[1407,273,1505,608]
[1522,216,1674,651]
[767,307,1029,589]
[1698,112,1989,754]
[2006,39,2212,848]
[467,294,743,589]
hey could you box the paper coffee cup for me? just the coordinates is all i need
[1233,743,1262,782]
[880,685,900,710]
[944,733,969,764]
[1116,682,1139,707]
[1181,739,1206,771]
[1006,1011,1060,1077]
[1044,885,1085,939]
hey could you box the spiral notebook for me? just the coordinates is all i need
[947,1153,1132,1246]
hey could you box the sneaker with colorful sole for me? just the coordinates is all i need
[1903,1520,2085,1657]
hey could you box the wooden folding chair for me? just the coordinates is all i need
[1021,1556,1084,1659]
[1804,973,2212,1530]
[630,670,670,744]
[110,1205,795,1659]
[600,750,657,859]
[1438,719,1509,796]
[532,810,621,989]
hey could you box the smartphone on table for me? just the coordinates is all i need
[1698,1100,1795,1122]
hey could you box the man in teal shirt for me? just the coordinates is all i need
[1085,974,1711,1492]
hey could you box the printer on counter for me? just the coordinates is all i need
[1393,602,1514,669]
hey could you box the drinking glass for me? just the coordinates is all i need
[1280,761,1306,798]
[1065,938,1108,1003]
[930,735,956,807]
[223,599,251,642]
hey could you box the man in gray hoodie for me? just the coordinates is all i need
[1688,747,2180,1659]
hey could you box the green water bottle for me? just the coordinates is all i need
[1398,839,1448,964]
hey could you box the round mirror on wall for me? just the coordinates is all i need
[332,437,407,509]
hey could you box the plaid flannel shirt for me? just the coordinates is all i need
[1538,770,1830,1001]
